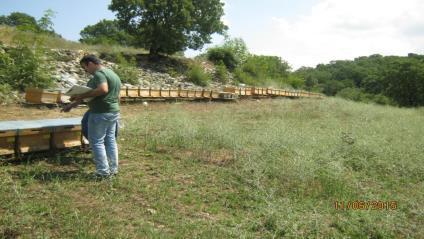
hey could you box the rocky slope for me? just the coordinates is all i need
[51,49,232,91]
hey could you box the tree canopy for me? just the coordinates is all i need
[109,0,227,56]
[80,19,134,46]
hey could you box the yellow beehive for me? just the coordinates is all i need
[52,125,82,149]
[0,130,16,156]
[25,88,61,104]
[18,128,51,153]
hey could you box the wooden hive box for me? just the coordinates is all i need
[25,88,61,104]
[243,88,253,96]
[202,90,213,99]
[194,90,204,98]
[0,130,16,156]
[160,89,171,98]
[211,91,221,99]
[169,89,179,98]
[179,89,189,98]
[18,128,51,153]
[139,88,150,97]
[150,89,161,98]
[187,90,196,98]
[223,87,236,93]
[52,125,82,149]
[119,87,128,97]
[126,87,140,97]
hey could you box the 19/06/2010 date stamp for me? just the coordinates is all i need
[334,200,398,210]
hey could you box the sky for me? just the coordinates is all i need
[1,0,424,69]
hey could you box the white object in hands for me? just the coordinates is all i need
[64,85,94,102]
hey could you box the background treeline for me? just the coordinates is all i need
[294,54,424,107]
[0,10,58,37]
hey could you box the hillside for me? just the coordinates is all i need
[0,98,423,238]
[0,25,235,103]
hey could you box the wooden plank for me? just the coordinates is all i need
[0,130,16,156]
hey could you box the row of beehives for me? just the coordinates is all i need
[223,87,324,98]
[0,125,82,157]
[25,87,323,104]
[119,87,237,100]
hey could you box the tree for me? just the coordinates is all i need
[0,12,39,32]
[80,19,134,46]
[37,9,56,34]
[222,37,249,65]
[109,0,227,57]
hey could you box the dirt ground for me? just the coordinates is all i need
[0,100,249,121]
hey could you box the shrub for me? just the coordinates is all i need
[0,84,16,104]
[0,45,53,91]
[207,47,238,70]
[111,53,140,85]
[215,61,228,84]
[186,64,211,87]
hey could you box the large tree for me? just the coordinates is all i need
[109,0,227,57]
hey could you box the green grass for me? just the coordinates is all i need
[1,98,423,238]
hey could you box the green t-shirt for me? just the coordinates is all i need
[87,68,121,113]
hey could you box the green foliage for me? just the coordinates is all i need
[186,63,211,86]
[109,0,227,56]
[0,84,16,104]
[235,55,291,87]
[0,10,58,36]
[222,37,249,65]
[37,9,57,35]
[336,88,392,105]
[0,12,39,32]
[111,53,139,85]
[295,54,424,106]
[0,44,53,91]
[214,61,228,84]
[80,19,134,46]
[207,47,238,70]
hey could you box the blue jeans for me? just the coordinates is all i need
[82,111,118,139]
[88,112,120,176]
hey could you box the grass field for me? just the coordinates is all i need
[0,98,423,238]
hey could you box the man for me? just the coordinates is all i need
[62,54,121,178]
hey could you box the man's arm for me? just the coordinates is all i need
[63,82,108,112]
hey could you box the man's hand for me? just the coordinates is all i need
[69,95,83,102]
[61,103,74,113]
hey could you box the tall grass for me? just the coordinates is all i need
[127,98,423,238]
[0,98,422,238]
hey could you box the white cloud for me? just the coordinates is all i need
[256,0,424,69]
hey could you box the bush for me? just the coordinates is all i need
[186,64,211,87]
[207,47,238,70]
[215,61,228,84]
[0,84,16,104]
[111,53,140,85]
[0,44,53,91]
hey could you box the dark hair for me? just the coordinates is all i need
[80,54,101,65]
